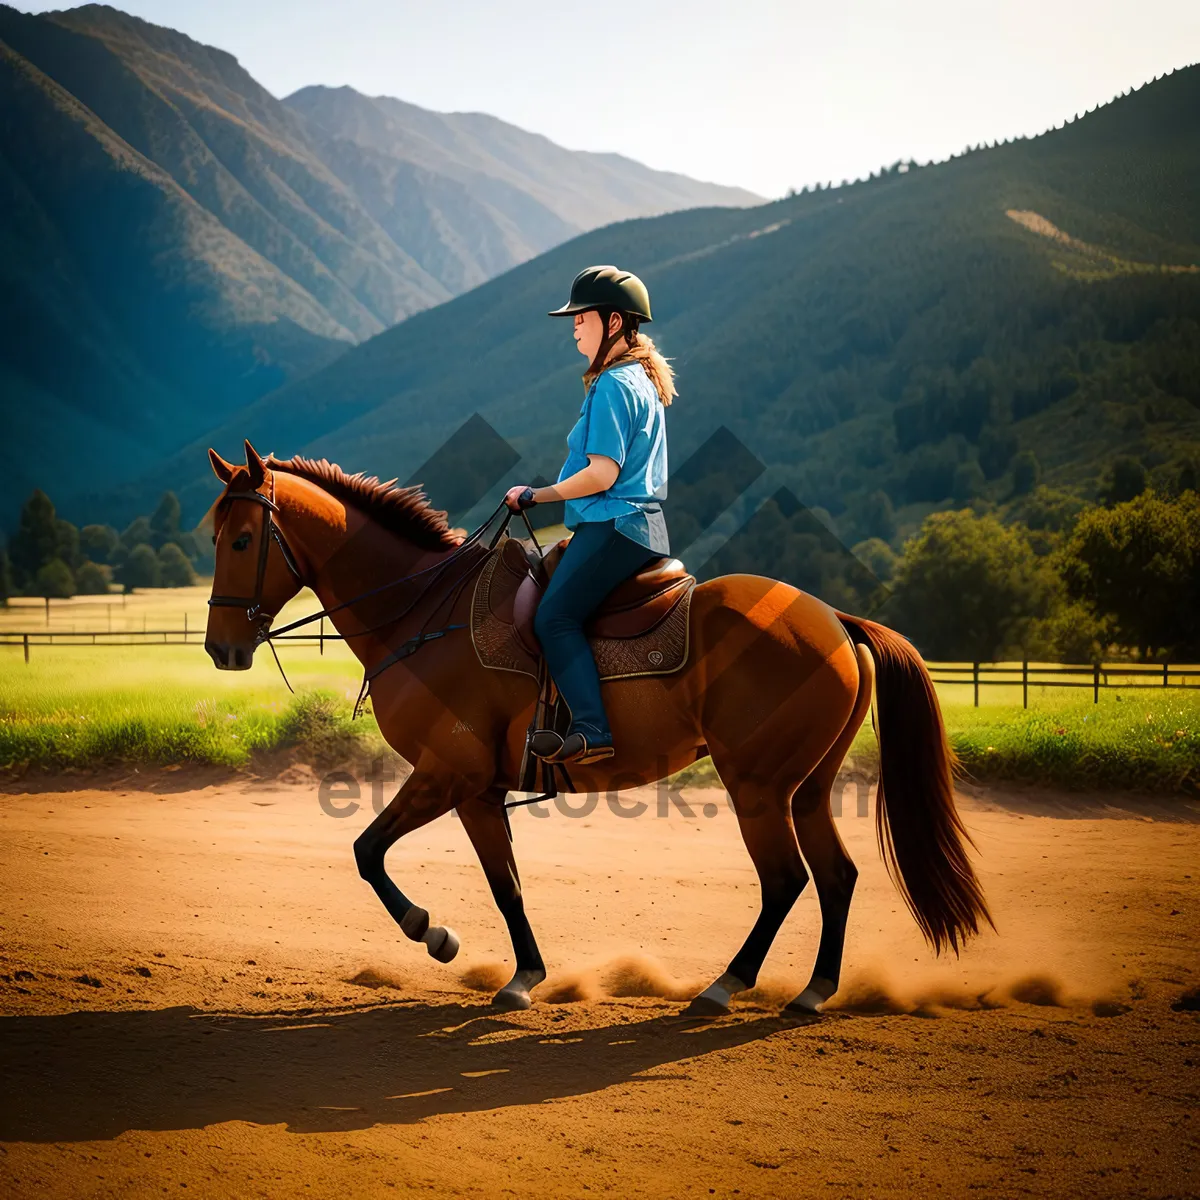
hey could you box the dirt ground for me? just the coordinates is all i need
[1,769,1197,1199]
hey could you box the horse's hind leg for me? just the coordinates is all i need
[688,638,866,1016]
[688,778,810,1016]
[458,789,546,1010]
[788,805,858,1012]
[787,641,875,1013]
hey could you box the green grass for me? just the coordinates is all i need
[0,634,386,772]
[2,594,1198,792]
[670,692,1200,795]
[946,693,1199,793]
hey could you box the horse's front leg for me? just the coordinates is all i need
[352,765,465,963]
[458,788,546,1009]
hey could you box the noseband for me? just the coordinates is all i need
[207,476,305,630]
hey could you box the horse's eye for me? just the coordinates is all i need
[232,533,251,551]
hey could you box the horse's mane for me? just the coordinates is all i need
[265,454,460,551]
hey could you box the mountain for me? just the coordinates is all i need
[0,2,760,522]
[285,84,762,293]
[131,63,1200,565]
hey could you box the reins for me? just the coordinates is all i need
[210,476,544,709]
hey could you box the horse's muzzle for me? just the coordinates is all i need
[205,641,255,670]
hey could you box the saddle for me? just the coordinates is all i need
[470,535,696,802]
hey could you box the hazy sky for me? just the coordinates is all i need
[20,0,1200,197]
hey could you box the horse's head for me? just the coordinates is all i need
[204,440,305,670]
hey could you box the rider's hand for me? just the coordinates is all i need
[504,485,533,512]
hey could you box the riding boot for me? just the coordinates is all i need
[529,727,614,766]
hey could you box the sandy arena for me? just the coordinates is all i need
[1,770,1197,1198]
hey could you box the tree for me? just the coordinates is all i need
[886,510,1056,660]
[1177,457,1199,495]
[1010,450,1041,496]
[1098,455,1147,507]
[904,440,960,504]
[80,524,120,564]
[120,516,153,549]
[851,537,898,582]
[1057,490,1200,658]
[978,425,1017,480]
[150,492,182,547]
[1014,486,1086,534]
[34,559,75,599]
[846,490,896,543]
[157,542,196,587]
[952,461,986,505]
[56,517,81,569]
[1025,598,1112,664]
[75,561,112,594]
[116,543,161,591]
[8,489,59,587]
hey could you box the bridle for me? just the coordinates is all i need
[208,474,305,627]
[207,470,543,705]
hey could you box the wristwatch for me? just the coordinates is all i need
[517,487,538,510]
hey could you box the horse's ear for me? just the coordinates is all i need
[209,448,235,483]
[244,439,266,488]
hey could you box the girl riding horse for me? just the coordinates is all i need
[504,265,676,768]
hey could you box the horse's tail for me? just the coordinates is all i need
[835,610,994,955]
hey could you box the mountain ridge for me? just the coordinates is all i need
[0,1,760,521]
[112,64,1200,558]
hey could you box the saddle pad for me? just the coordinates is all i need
[470,542,692,682]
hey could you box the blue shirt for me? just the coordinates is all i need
[558,361,670,555]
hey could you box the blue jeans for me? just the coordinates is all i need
[533,520,660,743]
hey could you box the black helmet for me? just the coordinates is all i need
[548,265,653,323]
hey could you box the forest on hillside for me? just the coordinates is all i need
[129,65,1200,561]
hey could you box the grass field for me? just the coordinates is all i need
[1,586,1198,792]
[0,587,380,772]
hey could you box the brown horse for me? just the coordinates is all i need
[204,441,992,1014]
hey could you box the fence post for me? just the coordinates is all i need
[1022,659,1028,709]
[972,662,980,707]
[1163,662,1169,689]
[320,616,324,656]
[184,613,188,640]
[23,633,29,665]
[45,596,50,625]
[1093,661,1100,704]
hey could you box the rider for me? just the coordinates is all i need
[504,265,676,767]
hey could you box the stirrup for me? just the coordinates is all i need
[544,724,619,763]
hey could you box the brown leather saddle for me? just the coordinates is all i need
[470,535,695,804]
[471,535,695,683]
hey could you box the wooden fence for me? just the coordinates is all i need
[2,626,1198,706]
[925,661,1199,705]
[1,621,336,662]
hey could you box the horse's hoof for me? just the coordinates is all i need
[682,994,730,1018]
[423,925,460,963]
[492,968,544,1010]
[683,972,746,1018]
[785,978,836,1015]
[492,986,532,1011]
[783,997,823,1017]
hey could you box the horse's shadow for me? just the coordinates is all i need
[1,999,810,1141]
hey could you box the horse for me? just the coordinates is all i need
[204,440,992,1014]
